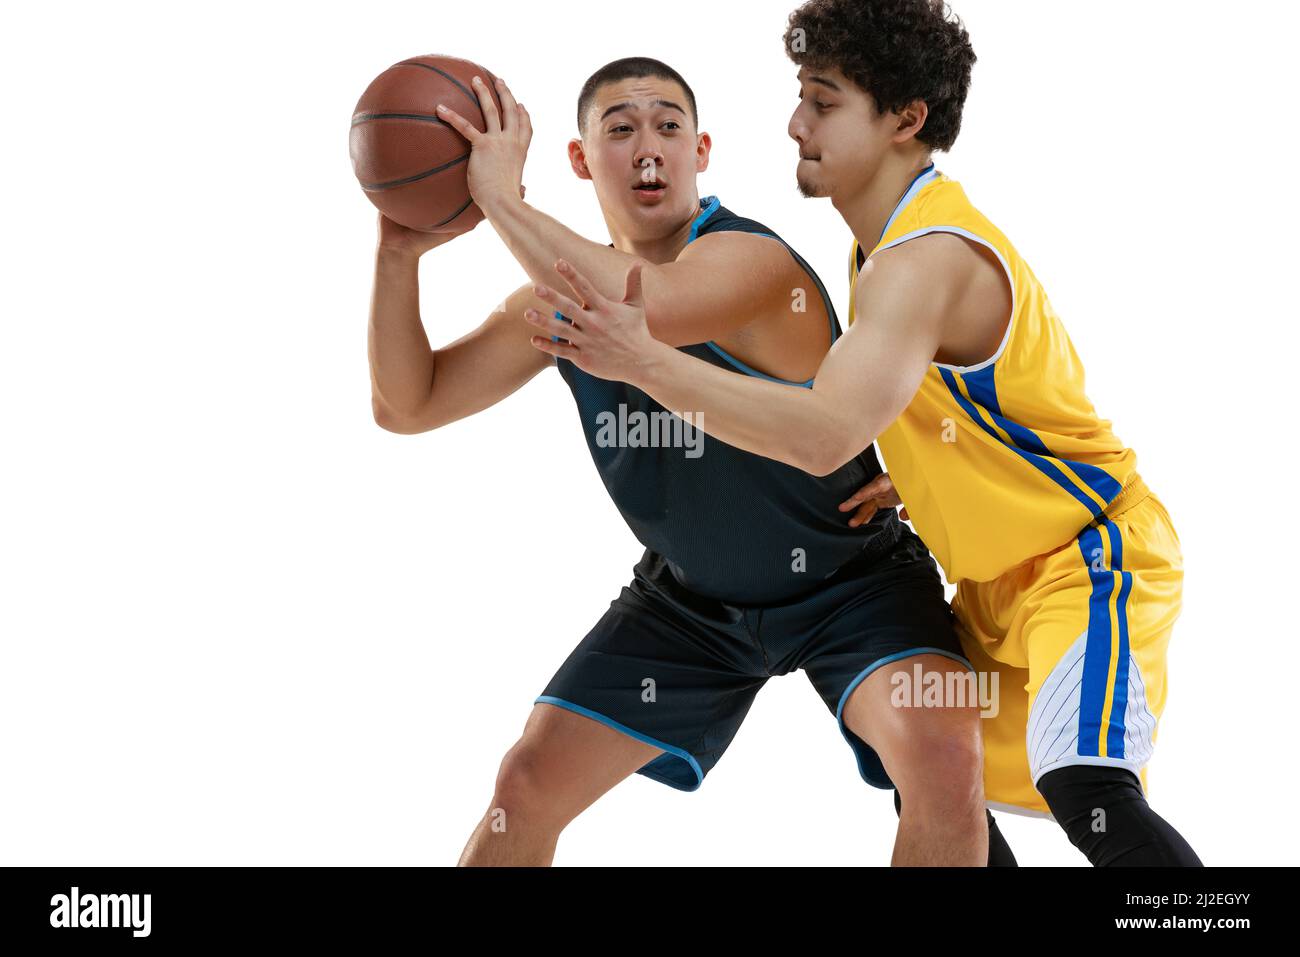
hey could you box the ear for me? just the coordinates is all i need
[893,100,929,145]
[695,131,712,173]
[568,138,592,180]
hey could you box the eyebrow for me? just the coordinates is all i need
[802,74,842,93]
[599,99,687,122]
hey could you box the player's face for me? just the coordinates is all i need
[576,78,708,236]
[789,66,893,200]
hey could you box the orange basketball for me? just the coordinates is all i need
[350,55,502,232]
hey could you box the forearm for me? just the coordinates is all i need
[633,344,864,476]
[481,194,641,300]
[368,247,435,418]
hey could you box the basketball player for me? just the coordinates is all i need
[372,57,1015,865]
[523,6,1202,866]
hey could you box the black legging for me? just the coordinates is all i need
[895,765,1201,866]
[1036,765,1202,866]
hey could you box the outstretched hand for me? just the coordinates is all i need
[524,258,668,384]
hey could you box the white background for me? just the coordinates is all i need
[2,0,1296,866]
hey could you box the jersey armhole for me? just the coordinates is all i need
[871,225,1015,374]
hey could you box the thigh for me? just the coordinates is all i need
[502,701,666,823]
[537,573,767,792]
[789,531,973,789]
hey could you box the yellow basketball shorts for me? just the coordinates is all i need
[951,476,1183,815]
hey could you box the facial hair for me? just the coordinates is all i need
[796,168,822,198]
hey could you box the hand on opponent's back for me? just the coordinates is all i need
[839,472,909,526]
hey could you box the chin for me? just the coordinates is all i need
[795,173,830,199]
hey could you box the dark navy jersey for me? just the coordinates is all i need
[555,195,903,604]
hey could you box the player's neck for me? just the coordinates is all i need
[835,155,934,256]
[606,193,704,264]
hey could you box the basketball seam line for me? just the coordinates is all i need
[394,60,481,113]
[425,196,474,230]
[351,111,455,128]
[360,152,470,192]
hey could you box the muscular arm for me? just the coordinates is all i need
[480,194,796,347]
[368,246,551,434]
[623,240,959,475]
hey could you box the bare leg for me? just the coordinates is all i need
[458,702,664,866]
[842,654,987,866]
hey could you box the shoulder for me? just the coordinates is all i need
[685,202,809,274]
[853,236,970,335]
[679,201,831,310]
[677,221,792,275]
[862,232,988,297]
[694,201,777,239]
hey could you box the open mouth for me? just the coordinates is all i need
[633,182,667,191]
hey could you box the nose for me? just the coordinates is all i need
[788,109,808,145]
[634,147,663,183]
[634,147,663,171]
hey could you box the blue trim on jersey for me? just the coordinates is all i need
[1076,524,1112,756]
[940,366,1105,520]
[1075,523,1126,759]
[703,341,815,387]
[1104,521,1133,758]
[688,195,722,243]
[878,163,937,244]
[960,362,1004,416]
[549,309,572,344]
[959,364,1124,508]
[535,695,705,790]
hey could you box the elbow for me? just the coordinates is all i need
[372,396,432,435]
[372,399,406,433]
[798,431,862,478]
[801,450,849,479]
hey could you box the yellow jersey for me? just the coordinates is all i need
[848,165,1139,584]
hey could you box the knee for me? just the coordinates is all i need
[878,720,985,814]
[491,740,560,826]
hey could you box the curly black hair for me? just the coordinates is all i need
[783,0,976,152]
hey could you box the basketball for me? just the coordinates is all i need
[350,55,502,232]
